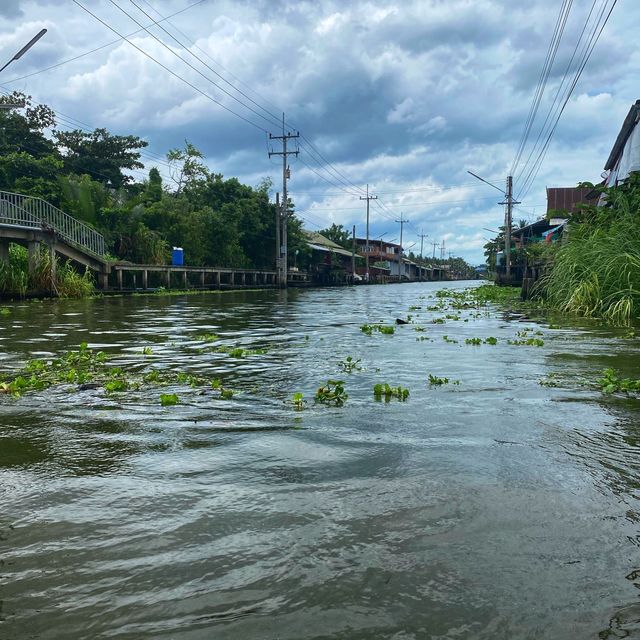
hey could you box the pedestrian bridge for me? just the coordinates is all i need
[0,190,110,287]
[0,190,305,293]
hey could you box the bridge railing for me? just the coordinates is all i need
[0,190,105,257]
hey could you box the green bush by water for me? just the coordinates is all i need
[533,175,640,323]
[0,243,94,298]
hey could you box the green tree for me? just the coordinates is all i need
[317,223,352,249]
[167,141,209,194]
[143,167,163,203]
[54,128,148,189]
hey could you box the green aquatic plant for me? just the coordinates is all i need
[413,326,426,332]
[104,379,129,393]
[160,393,179,406]
[291,392,305,409]
[484,337,498,345]
[597,368,640,394]
[211,344,267,357]
[465,337,482,345]
[197,333,219,342]
[142,346,153,355]
[377,325,395,335]
[442,335,458,344]
[315,379,348,406]
[539,373,561,388]
[360,323,395,335]
[428,374,460,386]
[0,307,10,316]
[373,383,409,401]
[0,343,237,400]
[508,338,544,347]
[431,318,446,324]
[339,356,362,373]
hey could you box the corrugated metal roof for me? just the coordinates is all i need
[307,243,353,258]
[303,231,345,251]
[605,100,640,170]
[546,186,594,214]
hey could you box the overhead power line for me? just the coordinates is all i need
[72,0,268,132]
[510,0,573,175]
[107,0,283,130]
[137,0,285,120]
[516,0,618,200]
[1,0,208,85]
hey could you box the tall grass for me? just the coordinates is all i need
[0,242,94,298]
[533,176,640,323]
[0,244,29,297]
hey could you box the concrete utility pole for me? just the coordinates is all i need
[275,192,281,284]
[395,212,409,280]
[418,229,428,281]
[498,175,520,279]
[351,224,356,280]
[359,184,377,281]
[432,242,439,259]
[268,113,299,287]
[467,171,520,281]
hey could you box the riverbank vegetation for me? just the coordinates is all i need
[0,92,309,295]
[0,243,94,298]
[532,176,640,323]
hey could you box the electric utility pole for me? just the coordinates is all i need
[395,213,409,280]
[432,242,439,259]
[359,184,377,281]
[275,192,281,284]
[440,238,446,261]
[467,170,520,281]
[351,224,356,280]
[418,229,428,281]
[268,113,299,287]
[498,175,520,280]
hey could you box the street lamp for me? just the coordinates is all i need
[0,29,47,74]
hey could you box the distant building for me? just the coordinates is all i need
[303,230,354,285]
[546,186,594,217]
[354,237,401,263]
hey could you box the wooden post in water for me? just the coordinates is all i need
[142,270,148,290]
[116,269,123,290]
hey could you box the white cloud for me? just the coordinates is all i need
[0,0,636,264]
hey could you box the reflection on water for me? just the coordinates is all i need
[1,282,639,639]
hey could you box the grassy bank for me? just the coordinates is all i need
[533,176,640,324]
[0,243,94,299]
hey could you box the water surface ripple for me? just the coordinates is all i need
[1,282,640,639]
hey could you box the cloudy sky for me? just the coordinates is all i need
[0,0,635,263]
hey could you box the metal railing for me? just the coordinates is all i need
[0,190,105,257]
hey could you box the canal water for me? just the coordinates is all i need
[1,281,639,639]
